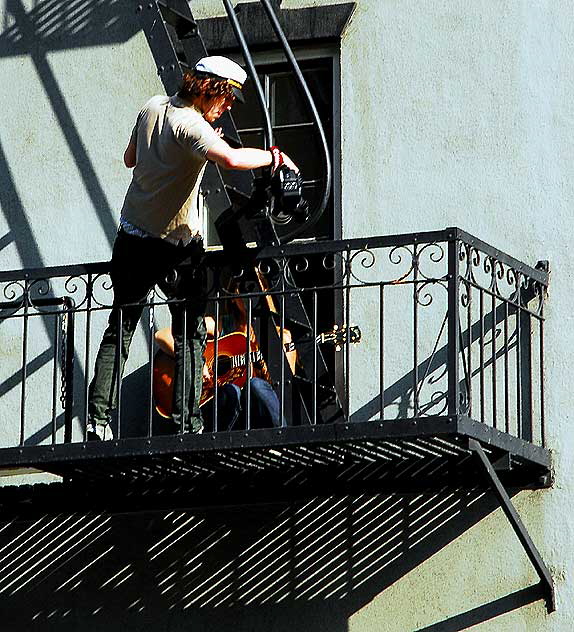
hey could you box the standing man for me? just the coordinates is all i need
[88,56,297,440]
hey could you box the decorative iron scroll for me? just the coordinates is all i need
[0,273,114,318]
[204,240,450,295]
[0,230,547,447]
[458,242,545,317]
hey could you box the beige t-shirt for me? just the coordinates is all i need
[120,95,221,242]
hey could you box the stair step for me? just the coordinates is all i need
[158,1,198,39]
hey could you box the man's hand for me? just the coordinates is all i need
[279,152,298,174]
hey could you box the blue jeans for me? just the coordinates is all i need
[88,229,206,433]
[202,377,280,431]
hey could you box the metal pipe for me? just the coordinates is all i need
[20,283,29,446]
[280,291,285,426]
[540,317,545,447]
[181,306,187,435]
[246,297,253,430]
[466,282,472,417]
[258,0,333,242]
[446,237,460,417]
[491,294,497,429]
[479,290,485,424]
[83,275,92,442]
[379,284,385,421]
[312,289,318,425]
[213,292,221,433]
[52,314,59,444]
[221,0,273,149]
[504,301,510,434]
[413,245,419,417]
[344,250,351,420]
[64,299,75,444]
[115,307,123,439]
[147,294,155,438]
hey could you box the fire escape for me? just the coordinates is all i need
[0,0,554,613]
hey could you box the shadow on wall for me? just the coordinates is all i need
[0,0,154,444]
[0,0,145,269]
[0,491,542,631]
[0,0,139,57]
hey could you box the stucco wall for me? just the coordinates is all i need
[0,0,166,442]
[339,0,572,629]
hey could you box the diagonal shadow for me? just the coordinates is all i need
[0,139,46,270]
[6,0,119,247]
[415,585,544,631]
[0,0,139,57]
[0,348,53,400]
[0,232,13,252]
[0,488,538,631]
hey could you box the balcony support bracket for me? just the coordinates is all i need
[468,439,555,613]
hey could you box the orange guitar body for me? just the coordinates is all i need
[153,332,263,418]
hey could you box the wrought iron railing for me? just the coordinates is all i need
[0,228,548,450]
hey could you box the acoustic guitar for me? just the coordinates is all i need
[152,325,361,419]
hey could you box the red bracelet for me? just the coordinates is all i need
[269,145,283,171]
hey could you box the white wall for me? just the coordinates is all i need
[0,0,165,443]
[338,0,573,628]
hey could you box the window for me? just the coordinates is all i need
[205,49,340,246]
[197,2,354,246]
[231,53,338,243]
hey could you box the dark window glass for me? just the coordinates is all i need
[232,73,266,130]
[231,57,335,242]
[271,73,308,126]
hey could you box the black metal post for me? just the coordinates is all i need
[147,294,155,438]
[379,284,385,421]
[115,307,123,439]
[519,307,533,442]
[246,297,253,430]
[51,314,59,444]
[83,275,93,442]
[19,283,29,447]
[447,231,461,419]
[63,299,75,444]
[469,439,555,612]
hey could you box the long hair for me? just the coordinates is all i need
[177,72,235,102]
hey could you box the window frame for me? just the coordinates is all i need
[226,45,342,244]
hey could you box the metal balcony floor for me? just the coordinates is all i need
[0,416,550,520]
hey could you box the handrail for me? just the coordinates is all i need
[221,0,273,150]
[257,0,332,243]
[0,228,549,286]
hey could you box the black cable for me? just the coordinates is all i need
[221,0,273,149]
[258,0,332,243]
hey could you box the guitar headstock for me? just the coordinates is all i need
[318,325,362,349]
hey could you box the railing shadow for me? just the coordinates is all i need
[0,0,149,447]
[0,0,139,57]
[0,488,540,631]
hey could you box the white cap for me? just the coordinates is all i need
[194,56,247,102]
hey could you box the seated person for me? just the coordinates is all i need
[155,295,296,431]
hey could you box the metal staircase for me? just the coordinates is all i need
[134,0,343,425]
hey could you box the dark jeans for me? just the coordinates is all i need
[88,229,206,433]
[202,377,281,432]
